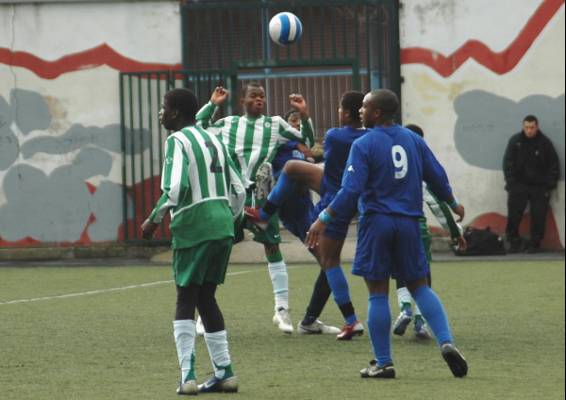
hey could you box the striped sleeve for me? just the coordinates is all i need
[227,156,246,219]
[196,101,226,136]
[423,186,462,240]
[275,116,314,147]
[148,136,188,223]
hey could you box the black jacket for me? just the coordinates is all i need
[503,131,560,191]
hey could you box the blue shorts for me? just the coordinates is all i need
[352,213,429,281]
[278,189,350,243]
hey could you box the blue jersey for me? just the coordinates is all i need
[330,125,453,218]
[321,126,368,196]
[272,141,305,179]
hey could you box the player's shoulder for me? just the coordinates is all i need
[269,115,284,125]
[324,127,342,142]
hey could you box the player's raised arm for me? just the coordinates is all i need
[277,94,315,147]
[196,86,230,133]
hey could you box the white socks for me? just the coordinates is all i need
[397,287,412,309]
[397,287,423,316]
[204,330,232,379]
[173,320,197,382]
[268,260,289,310]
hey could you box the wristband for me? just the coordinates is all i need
[319,210,333,224]
[449,199,460,209]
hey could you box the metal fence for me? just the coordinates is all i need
[119,0,400,242]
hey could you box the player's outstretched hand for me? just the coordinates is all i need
[289,94,309,118]
[452,204,465,222]
[305,218,326,249]
[141,219,159,240]
[211,86,229,106]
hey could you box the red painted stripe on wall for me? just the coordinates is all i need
[0,0,563,79]
[401,0,564,77]
[0,43,181,79]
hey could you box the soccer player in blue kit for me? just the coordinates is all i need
[306,89,468,378]
[247,91,368,339]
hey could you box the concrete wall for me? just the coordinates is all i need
[400,0,565,248]
[0,0,564,248]
[0,1,180,246]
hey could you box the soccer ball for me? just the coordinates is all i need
[269,12,303,46]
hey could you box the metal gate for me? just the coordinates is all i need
[119,0,400,242]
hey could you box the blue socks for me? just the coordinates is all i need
[260,171,297,221]
[368,294,392,366]
[325,266,357,325]
[412,285,453,346]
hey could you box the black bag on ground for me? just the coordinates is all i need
[454,227,506,256]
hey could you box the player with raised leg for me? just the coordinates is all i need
[142,88,245,394]
[247,91,367,339]
[306,89,468,378]
[197,83,315,334]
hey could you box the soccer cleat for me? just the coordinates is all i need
[360,360,396,379]
[244,206,269,231]
[254,162,274,201]
[297,319,341,335]
[336,321,364,340]
[393,309,413,336]
[441,343,468,378]
[413,316,432,340]
[272,307,294,334]
[196,316,205,336]
[176,379,198,395]
[198,375,238,393]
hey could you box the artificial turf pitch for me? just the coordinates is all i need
[0,260,564,400]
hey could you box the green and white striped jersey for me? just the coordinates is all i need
[149,125,245,249]
[196,101,315,188]
[423,184,462,240]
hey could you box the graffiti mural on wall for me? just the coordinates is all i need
[454,91,565,176]
[0,0,564,247]
[0,89,150,245]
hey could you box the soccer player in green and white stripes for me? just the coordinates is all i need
[196,83,315,334]
[142,88,245,394]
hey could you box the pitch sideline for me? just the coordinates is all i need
[0,266,300,306]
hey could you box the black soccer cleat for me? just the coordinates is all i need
[360,360,396,379]
[198,375,238,393]
[441,343,468,378]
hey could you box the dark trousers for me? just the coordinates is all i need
[506,186,550,245]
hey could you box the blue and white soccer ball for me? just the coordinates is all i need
[269,12,303,46]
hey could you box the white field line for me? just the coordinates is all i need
[0,266,289,306]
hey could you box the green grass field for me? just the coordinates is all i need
[0,260,564,400]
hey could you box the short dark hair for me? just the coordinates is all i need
[340,91,364,123]
[284,109,300,121]
[165,88,198,121]
[523,115,539,124]
[241,82,264,98]
[370,89,399,119]
[405,124,424,137]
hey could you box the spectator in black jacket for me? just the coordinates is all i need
[503,115,560,253]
